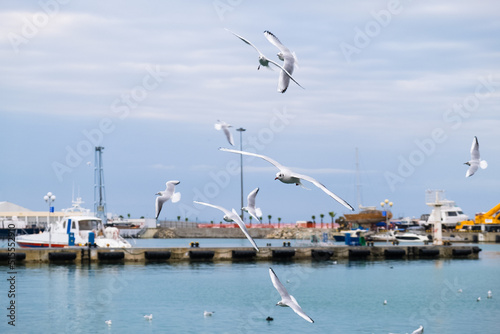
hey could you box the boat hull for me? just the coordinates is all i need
[17,242,67,248]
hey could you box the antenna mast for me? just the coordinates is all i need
[94,146,107,224]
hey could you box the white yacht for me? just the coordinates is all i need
[16,215,131,248]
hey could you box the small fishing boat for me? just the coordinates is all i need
[16,216,131,248]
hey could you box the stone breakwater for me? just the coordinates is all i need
[147,227,337,239]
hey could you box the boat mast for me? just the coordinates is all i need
[94,146,107,224]
[355,147,362,211]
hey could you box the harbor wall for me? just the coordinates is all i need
[0,245,482,264]
[139,228,500,243]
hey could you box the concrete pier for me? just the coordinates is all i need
[0,245,481,264]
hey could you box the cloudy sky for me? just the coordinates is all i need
[1,1,499,224]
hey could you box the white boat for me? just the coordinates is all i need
[419,192,469,228]
[395,232,430,243]
[333,229,367,242]
[16,215,132,248]
[368,230,397,242]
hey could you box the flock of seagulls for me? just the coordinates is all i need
[147,28,490,328]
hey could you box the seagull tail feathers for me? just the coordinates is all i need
[480,160,488,169]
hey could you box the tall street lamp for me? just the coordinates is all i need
[236,127,246,221]
[380,199,393,244]
[44,192,56,247]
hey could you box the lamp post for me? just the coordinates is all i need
[44,192,56,247]
[380,199,393,244]
[236,127,246,221]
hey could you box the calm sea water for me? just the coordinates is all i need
[2,240,499,333]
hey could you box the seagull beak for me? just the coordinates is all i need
[274,177,278,180]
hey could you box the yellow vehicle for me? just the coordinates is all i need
[456,203,500,232]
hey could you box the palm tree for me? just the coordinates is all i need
[311,215,316,227]
[185,217,188,222]
[278,217,282,228]
[268,215,272,224]
[320,214,325,228]
[329,211,336,229]
[249,216,253,226]
[127,213,131,219]
[177,216,181,221]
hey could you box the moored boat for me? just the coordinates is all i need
[16,215,131,248]
[395,232,430,243]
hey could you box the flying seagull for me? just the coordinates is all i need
[464,136,487,177]
[193,201,259,251]
[411,325,424,334]
[225,28,304,91]
[242,187,262,222]
[155,180,181,219]
[269,267,314,323]
[215,120,234,146]
[264,30,299,93]
[219,148,354,211]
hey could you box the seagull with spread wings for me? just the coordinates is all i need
[225,28,304,91]
[242,187,263,222]
[219,148,354,211]
[264,30,299,93]
[269,267,314,323]
[155,180,181,219]
[215,120,234,146]
[194,201,259,251]
[464,136,487,177]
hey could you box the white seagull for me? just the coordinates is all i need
[219,148,354,211]
[225,28,304,91]
[215,120,234,146]
[269,267,314,323]
[264,30,299,93]
[193,201,259,251]
[105,320,112,326]
[144,314,153,321]
[204,311,215,317]
[242,187,263,222]
[155,180,181,219]
[411,325,424,334]
[487,290,492,298]
[464,136,487,177]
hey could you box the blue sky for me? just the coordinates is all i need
[1,1,499,223]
